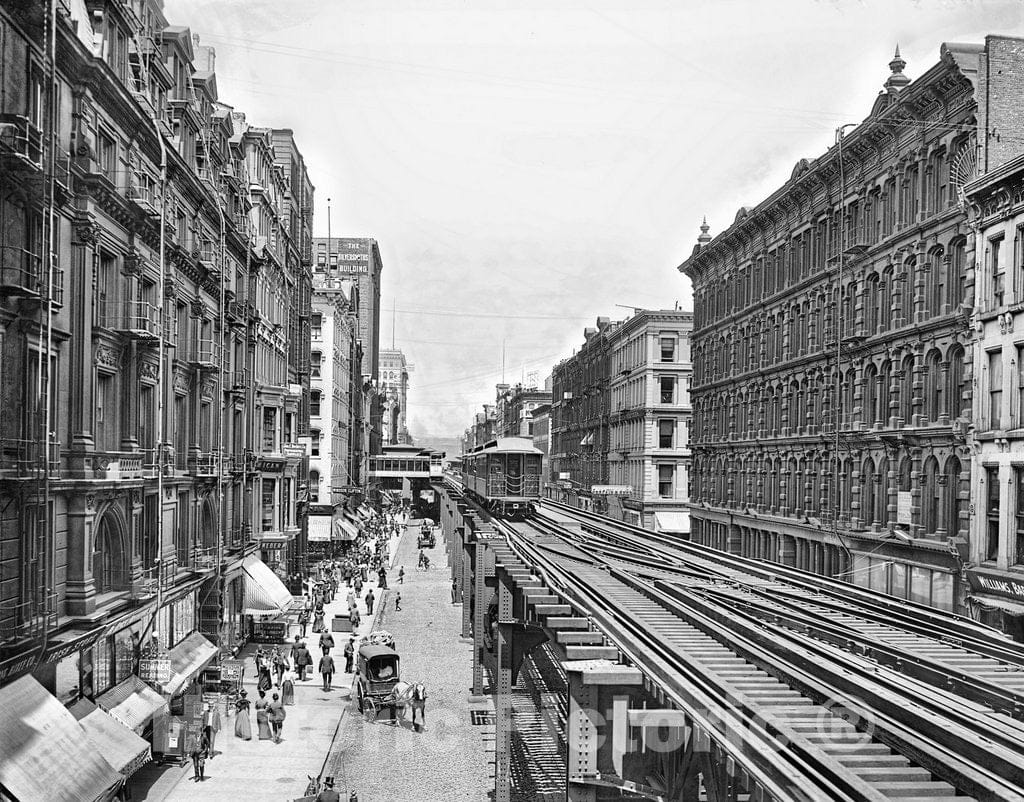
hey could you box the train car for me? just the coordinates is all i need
[460,437,543,520]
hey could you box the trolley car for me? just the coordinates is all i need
[460,436,543,520]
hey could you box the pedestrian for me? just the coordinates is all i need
[349,604,361,628]
[409,682,427,732]
[365,589,375,615]
[313,603,325,634]
[256,649,272,693]
[202,702,221,758]
[319,630,335,656]
[394,592,401,611]
[315,776,341,802]
[268,692,286,743]
[234,690,252,740]
[190,728,211,781]
[343,637,355,673]
[294,641,312,681]
[378,567,388,590]
[272,646,288,687]
[255,690,272,740]
[281,666,295,705]
[319,652,336,691]
[451,579,459,604]
[398,566,404,585]
[298,607,310,637]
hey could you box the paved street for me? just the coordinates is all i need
[130,520,493,801]
[322,520,495,801]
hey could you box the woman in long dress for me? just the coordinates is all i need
[281,667,295,705]
[255,689,273,740]
[234,690,252,740]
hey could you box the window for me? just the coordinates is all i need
[311,313,322,339]
[658,419,674,448]
[309,470,320,503]
[1016,468,1024,566]
[659,376,675,404]
[98,131,116,179]
[310,429,320,457]
[658,464,674,498]
[310,390,321,418]
[987,466,1001,562]
[660,337,675,363]
[992,236,1006,307]
[1018,346,1024,428]
[261,478,277,532]
[989,350,1003,430]
[262,407,278,452]
[310,351,321,378]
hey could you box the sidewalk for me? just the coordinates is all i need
[322,518,494,801]
[134,523,405,802]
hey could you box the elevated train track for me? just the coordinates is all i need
[441,479,1024,801]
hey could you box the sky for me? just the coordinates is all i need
[167,0,1024,438]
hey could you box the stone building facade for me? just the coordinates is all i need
[680,39,1024,613]
[549,317,617,509]
[963,149,1024,640]
[379,347,412,445]
[0,0,313,728]
[496,382,551,439]
[606,309,693,533]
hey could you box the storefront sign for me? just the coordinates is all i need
[967,568,1024,602]
[896,491,913,524]
[592,485,633,496]
[221,660,244,682]
[0,628,105,683]
[256,458,286,473]
[283,444,306,460]
[139,657,172,685]
[250,619,288,643]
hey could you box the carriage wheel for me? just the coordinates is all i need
[363,698,379,723]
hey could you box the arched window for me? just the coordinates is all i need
[861,457,876,528]
[947,238,966,311]
[840,457,854,523]
[309,469,320,503]
[877,360,892,427]
[865,273,880,333]
[921,457,940,535]
[926,247,944,318]
[862,363,878,429]
[92,509,129,594]
[900,354,916,425]
[880,266,893,330]
[948,345,965,420]
[923,349,943,424]
[787,457,800,516]
[944,456,961,539]
[877,456,890,527]
[788,381,801,434]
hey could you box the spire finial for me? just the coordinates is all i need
[884,44,910,94]
[697,217,711,247]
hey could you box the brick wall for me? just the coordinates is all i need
[980,35,1024,173]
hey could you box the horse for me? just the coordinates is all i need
[391,680,427,730]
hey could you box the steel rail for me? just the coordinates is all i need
[501,518,897,802]
[541,500,1024,666]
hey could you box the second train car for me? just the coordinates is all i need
[461,437,543,520]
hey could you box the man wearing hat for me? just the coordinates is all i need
[315,776,341,802]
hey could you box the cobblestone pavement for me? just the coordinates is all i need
[133,528,405,802]
[323,520,495,801]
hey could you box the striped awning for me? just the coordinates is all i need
[0,675,123,802]
[163,632,219,696]
[335,518,360,541]
[71,700,152,777]
[242,555,295,616]
[96,675,168,733]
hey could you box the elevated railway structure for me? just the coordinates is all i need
[438,479,1024,802]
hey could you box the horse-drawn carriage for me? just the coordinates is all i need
[417,520,436,549]
[352,643,426,727]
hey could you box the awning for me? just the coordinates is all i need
[355,504,372,520]
[0,674,123,802]
[654,511,690,533]
[580,433,594,446]
[96,674,168,733]
[969,593,1024,616]
[70,699,152,777]
[242,554,295,616]
[163,632,219,696]
[308,515,332,542]
[334,518,359,541]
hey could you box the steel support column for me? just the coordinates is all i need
[495,567,515,802]
[567,672,599,802]
[472,534,487,696]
